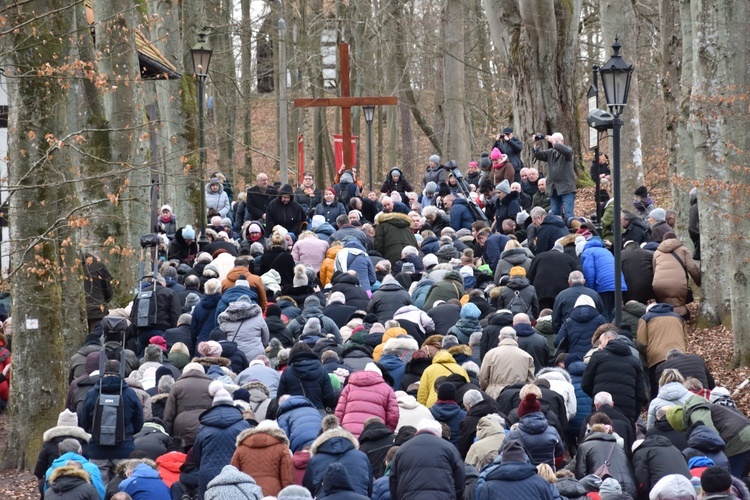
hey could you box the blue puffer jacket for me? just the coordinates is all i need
[378,354,406,390]
[371,474,391,500]
[303,425,373,497]
[505,412,564,468]
[336,240,376,290]
[580,237,628,293]
[484,233,510,272]
[475,459,561,500]
[192,403,250,497]
[278,352,337,411]
[554,304,607,360]
[450,197,475,231]
[411,279,435,309]
[566,360,592,437]
[119,462,171,499]
[215,285,259,320]
[683,424,730,470]
[421,236,439,255]
[429,402,466,445]
[190,293,221,352]
[276,396,324,452]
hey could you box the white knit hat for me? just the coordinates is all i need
[364,362,382,376]
[57,409,79,428]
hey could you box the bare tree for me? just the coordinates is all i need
[441,0,471,166]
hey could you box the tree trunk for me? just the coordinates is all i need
[598,0,645,196]
[241,0,254,178]
[484,0,583,168]
[442,0,471,167]
[2,0,88,469]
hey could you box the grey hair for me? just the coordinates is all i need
[177,313,192,326]
[158,375,175,394]
[499,326,517,340]
[594,391,614,407]
[513,313,531,325]
[58,438,83,455]
[204,278,222,295]
[401,245,418,257]
[530,206,547,220]
[384,319,400,330]
[468,332,483,346]
[278,485,313,499]
[422,206,439,219]
[464,389,484,408]
[568,270,585,285]
[665,348,684,360]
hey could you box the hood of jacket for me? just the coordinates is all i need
[638,433,678,451]
[206,465,262,492]
[311,426,359,456]
[603,339,632,357]
[506,276,531,290]
[289,351,325,381]
[236,425,290,448]
[277,395,317,417]
[541,214,568,231]
[657,238,683,253]
[332,273,360,286]
[536,366,572,384]
[358,421,394,443]
[500,247,529,265]
[489,310,514,326]
[485,461,537,481]
[377,212,412,228]
[513,323,538,338]
[648,303,676,315]
[326,246,342,260]
[569,304,602,322]
[199,403,245,428]
[241,380,271,401]
[219,297,263,323]
[43,425,91,444]
[583,236,605,251]
[566,360,587,377]
[343,239,367,251]
[318,462,358,497]
[443,271,464,284]
[518,412,550,435]
[378,280,405,292]
[476,414,505,440]
[348,370,386,388]
[657,381,689,402]
[432,350,458,366]
[397,392,422,410]
[687,424,726,452]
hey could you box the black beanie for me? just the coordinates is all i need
[209,327,227,342]
[437,383,457,402]
[265,303,282,317]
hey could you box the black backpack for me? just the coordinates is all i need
[91,350,127,446]
[507,290,530,315]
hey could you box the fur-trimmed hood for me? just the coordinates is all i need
[241,380,271,399]
[150,393,169,405]
[557,233,578,248]
[376,211,412,227]
[383,336,419,353]
[311,415,359,455]
[43,425,91,444]
[113,458,157,475]
[49,465,91,484]
[236,425,290,447]
[422,334,444,348]
[448,344,473,358]
[536,366,572,384]
[218,298,263,323]
[191,356,231,368]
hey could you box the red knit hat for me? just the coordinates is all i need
[517,393,541,418]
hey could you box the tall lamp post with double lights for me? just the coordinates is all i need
[598,37,634,326]
[191,32,213,249]
[362,105,375,191]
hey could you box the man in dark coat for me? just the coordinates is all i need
[83,253,113,333]
[655,348,715,390]
[513,314,549,372]
[167,226,198,265]
[475,439,560,500]
[357,417,395,479]
[531,207,570,255]
[622,240,655,303]
[329,272,370,311]
[582,331,648,423]
[130,275,182,357]
[245,173,278,222]
[368,276,412,324]
[622,210,650,245]
[578,396,637,453]
[429,301,462,337]
[551,270,605,332]
[163,313,193,355]
[374,212,419,266]
[632,434,691,497]
[528,246,580,310]
[266,184,305,236]
[390,419,465,500]
[456,389,505,459]
[322,293,357,328]
[176,275,203,311]
[494,128,525,182]
[532,133,576,219]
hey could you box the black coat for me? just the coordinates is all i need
[622,244,655,303]
[575,432,637,497]
[498,384,567,435]
[647,417,689,451]
[133,425,170,460]
[480,310,514,361]
[444,374,499,411]
[514,323,549,372]
[368,282,412,324]
[266,197,305,235]
[390,431,465,500]
[551,285,605,333]
[623,217,650,245]
[494,191,522,224]
[534,216,569,255]
[265,315,294,348]
[83,255,113,322]
[528,251,580,303]
[323,303,358,329]
[130,284,182,335]
[246,185,278,220]
[498,277,540,320]
[428,303,462,337]
[456,399,505,459]
[655,353,715,390]
[578,405,636,454]
[329,274,370,311]
[167,228,198,264]
[163,325,192,355]
[358,421,395,479]
[582,339,648,423]
[632,434,691,496]
[277,351,337,410]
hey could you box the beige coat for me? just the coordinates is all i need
[465,414,506,469]
[636,310,688,368]
[479,338,535,399]
[652,238,701,317]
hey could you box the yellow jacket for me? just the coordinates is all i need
[417,351,469,407]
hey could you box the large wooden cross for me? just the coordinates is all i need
[294,43,398,170]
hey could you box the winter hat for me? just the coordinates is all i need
[364,362,382,376]
[503,127,513,135]
[690,187,698,203]
[303,317,322,337]
[461,302,481,319]
[495,179,511,194]
[304,296,321,309]
[279,184,293,196]
[57,409,79,428]
[650,474,697,500]
[184,292,201,312]
[265,303,282,317]
[203,263,219,278]
[599,477,622,497]
[517,393,541,418]
[425,181,438,194]
[160,204,172,213]
[441,335,459,350]
[182,225,196,240]
[154,365,172,388]
[234,277,250,288]
[182,362,205,375]
[340,172,354,184]
[209,328,227,341]
[149,335,168,352]
[369,323,386,335]
[574,294,596,308]
[709,386,730,403]
[509,266,526,277]
[429,154,440,164]
[220,217,232,227]
[501,439,527,463]
[248,223,262,234]
[261,270,281,293]
[480,156,491,170]
[277,484,313,499]
[233,388,251,403]
[459,265,474,278]
[649,208,666,222]
[212,388,233,406]
[198,340,223,358]
[666,406,685,432]
[634,185,648,197]
[437,382,457,402]
[688,456,715,469]
[293,264,308,288]
[564,353,582,370]
[423,253,438,269]
[490,147,503,160]
[516,210,529,225]
[468,161,478,168]
[311,215,326,230]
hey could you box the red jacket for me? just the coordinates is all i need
[0,342,10,401]
[334,370,399,437]
[156,451,186,487]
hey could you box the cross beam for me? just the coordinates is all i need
[294,43,398,170]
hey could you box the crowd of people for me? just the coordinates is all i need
[0,134,736,500]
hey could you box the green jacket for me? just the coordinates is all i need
[682,395,750,456]
[423,272,465,310]
[600,199,615,244]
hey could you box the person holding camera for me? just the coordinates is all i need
[493,127,524,183]
[533,133,576,219]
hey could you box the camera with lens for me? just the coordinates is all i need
[533,133,545,141]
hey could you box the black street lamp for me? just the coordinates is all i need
[191,32,213,249]
[362,105,375,191]
[598,37,634,327]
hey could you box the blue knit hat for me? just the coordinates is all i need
[460,302,481,320]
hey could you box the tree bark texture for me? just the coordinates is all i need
[442,0,471,167]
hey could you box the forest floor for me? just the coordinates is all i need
[0,186,735,494]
